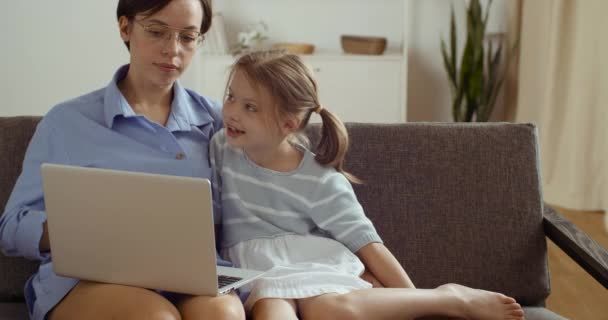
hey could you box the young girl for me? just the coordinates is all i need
[210,50,525,320]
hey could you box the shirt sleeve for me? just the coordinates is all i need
[209,130,225,224]
[0,113,69,261]
[209,131,234,267]
[308,172,383,253]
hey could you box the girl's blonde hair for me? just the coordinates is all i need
[227,50,360,183]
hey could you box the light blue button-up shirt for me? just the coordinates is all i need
[0,65,224,320]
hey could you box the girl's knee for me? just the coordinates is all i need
[252,298,297,319]
[300,294,360,320]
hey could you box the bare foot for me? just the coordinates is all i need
[437,283,525,320]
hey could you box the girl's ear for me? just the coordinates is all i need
[118,16,131,43]
[281,116,301,135]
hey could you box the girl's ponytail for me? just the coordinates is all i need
[315,107,361,184]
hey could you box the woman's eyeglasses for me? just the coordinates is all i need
[135,20,204,50]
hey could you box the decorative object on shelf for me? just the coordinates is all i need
[196,1,409,123]
[200,13,229,55]
[340,35,387,55]
[231,21,268,55]
[272,42,315,55]
[440,0,516,122]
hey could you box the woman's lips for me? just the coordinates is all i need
[155,63,178,72]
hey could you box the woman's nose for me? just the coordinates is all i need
[161,33,180,56]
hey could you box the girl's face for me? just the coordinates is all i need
[222,68,288,153]
[119,0,203,89]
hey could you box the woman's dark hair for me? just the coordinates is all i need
[116,0,212,50]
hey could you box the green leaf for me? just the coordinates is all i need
[441,39,457,91]
[465,99,477,122]
[452,86,465,121]
[450,5,457,80]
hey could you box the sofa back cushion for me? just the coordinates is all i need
[306,122,549,306]
[0,117,41,301]
[0,118,549,306]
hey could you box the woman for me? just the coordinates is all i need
[0,0,244,319]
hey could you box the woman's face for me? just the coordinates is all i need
[119,0,203,89]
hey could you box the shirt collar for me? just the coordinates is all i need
[103,65,133,128]
[103,64,214,131]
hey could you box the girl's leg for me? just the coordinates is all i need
[298,284,524,320]
[176,292,245,320]
[48,281,181,320]
[251,298,298,320]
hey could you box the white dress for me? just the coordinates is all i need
[221,234,372,311]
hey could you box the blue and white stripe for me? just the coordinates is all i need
[210,129,383,252]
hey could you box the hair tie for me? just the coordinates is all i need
[314,105,324,114]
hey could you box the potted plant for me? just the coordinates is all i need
[441,0,514,122]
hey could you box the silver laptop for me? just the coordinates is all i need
[41,163,263,296]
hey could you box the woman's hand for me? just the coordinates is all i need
[40,222,51,252]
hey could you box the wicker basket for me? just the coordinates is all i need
[341,35,387,55]
[272,42,315,55]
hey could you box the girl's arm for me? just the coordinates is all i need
[307,173,413,287]
[356,242,416,288]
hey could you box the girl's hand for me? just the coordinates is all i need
[361,269,384,288]
[356,242,415,288]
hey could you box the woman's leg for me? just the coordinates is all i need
[177,291,245,320]
[48,281,181,320]
[298,284,524,320]
[251,298,298,320]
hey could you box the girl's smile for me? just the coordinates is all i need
[225,124,246,138]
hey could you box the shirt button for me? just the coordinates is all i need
[175,153,185,160]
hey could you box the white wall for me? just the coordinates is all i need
[0,2,128,116]
[0,1,508,120]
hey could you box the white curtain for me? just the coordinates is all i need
[515,0,608,211]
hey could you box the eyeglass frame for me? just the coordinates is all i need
[133,20,205,50]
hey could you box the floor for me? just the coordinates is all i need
[545,205,608,319]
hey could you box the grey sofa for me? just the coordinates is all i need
[1,117,607,319]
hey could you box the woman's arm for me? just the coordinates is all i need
[0,117,62,259]
[356,242,415,288]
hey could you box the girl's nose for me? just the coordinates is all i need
[224,107,238,122]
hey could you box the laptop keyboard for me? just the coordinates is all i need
[218,275,243,288]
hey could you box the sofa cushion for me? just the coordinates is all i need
[0,117,41,301]
[306,122,550,306]
[0,302,28,320]
[522,307,568,320]
[1,119,550,308]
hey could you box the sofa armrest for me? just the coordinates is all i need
[543,204,608,289]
